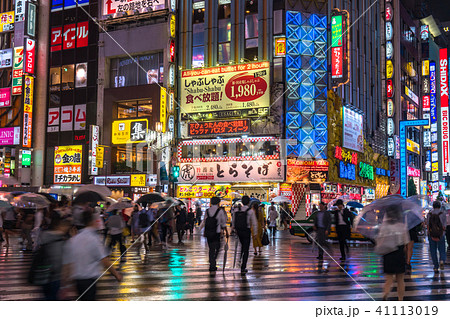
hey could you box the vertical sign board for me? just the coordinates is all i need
[330,11,348,85]
[22,75,33,148]
[440,48,449,175]
[160,88,167,132]
[90,125,99,175]
[13,47,23,95]
[399,120,429,198]
[26,3,36,37]
[430,61,438,187]
[15,0,25,22]
[25,38,35,75]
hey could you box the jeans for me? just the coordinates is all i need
[237,229,251,271]
[206,234,221,270]
[268,226,276,237]
[429,235,446,268]
[336,225,349,259]
[76,278,97,301]
[316,228,329,258]
[42,280,61,301]
[159,223,170,243]
[109,234,126,256]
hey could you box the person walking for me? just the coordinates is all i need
[313,202,332,260]
[195,205,203,226]
[130,205,140,243]
[64,210,122,301]
[187,208,195,235]
[268,203,278,238]
[175,204,187,244]
[2,207,16,247]
[427,201,446,272]
[446,208,450,250]
[106,210,126,262]
[252,203,265,255]
[232,196,257,275]
[332,199,353,261]
[200,197,228,272]
[279,203,289,229]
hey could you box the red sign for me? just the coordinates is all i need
[440,48,448,108]
[385,3,393,21]
[169,38,175,63]
[51,22,89,52]
[225,73,268,102]
[331,46,343,79]
[441,48,449,175]
[407,166,420,177]
[188,120,250,136]
[25,38,35,74]
[387,79,394,98]
[423,95,430,112]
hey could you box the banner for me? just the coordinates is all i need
[177,185,231,198]
[54,145,83,184]
[112,119,148,144]
[22,75,33,148]
[13,47,23,95]
[178,160,284,183]
[0,127,20,145]
[47,107,60,132]
[25,38,35,74]
[160,87,166,132]
[74,104,86,130]
[342,106,364,152]
[60,105,73,131]
[180,61,270,116]
[96,146,104,168]
[103,0,165,16]
[0,88,11,107]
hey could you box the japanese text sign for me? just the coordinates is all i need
[0,49,12,69]
[0,88,11,107]
[0,11,14,32]
[54,145,83,184]
[103,0,165,16]
[188,120,250,136]
[112,119,148,144]
[0,127,20,145]
[25,38,35,75]
[177,185,231,199]
[50,21,89,52]
[22,75,33,148]
[13,47,23,95]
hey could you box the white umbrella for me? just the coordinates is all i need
[271,196,291,203]
[13,193,51,209]
[75,184,112,198]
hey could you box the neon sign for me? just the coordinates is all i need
[331,10,349,86]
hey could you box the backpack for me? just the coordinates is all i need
[429,212,444,241]
[235,208,251,231]
[28,239,62,285]
[139,211,150,228]
[204,208,221,238]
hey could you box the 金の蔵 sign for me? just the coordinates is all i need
[188,120,250,136]
[181,61,270,116]
[112,119,148,144]
[54,145,83,184]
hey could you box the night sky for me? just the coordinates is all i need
[428,0,450,22]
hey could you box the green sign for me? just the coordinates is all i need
[27,2,36,37]
[359,162,374,180]
[331,14,343,47]
[22,150,31,167]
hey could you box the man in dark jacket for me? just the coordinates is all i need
[313,201,332,260]
[332,199,354,261]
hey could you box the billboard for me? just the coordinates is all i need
[103,0,165,16]
[0,88,11,107]
[180,61,270,116]
[90,125,99,175]
[15,0,25,22]
[25,38,35,74]
[22,75,33,148]
[51,0,89,12]
[177,185,231,199]
[440,49,449,175]
[26,2,36,37]
[0,127,20,145]
[50,22,89,52]
[0,11,14,32]
[178,160,284,183]
[188,120,250,136]
[12,47,23,95]
[343,106,364,152]
[0,49,12,69]
[54,145,83,184]
[112,119,148,144]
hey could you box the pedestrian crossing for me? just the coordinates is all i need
[1,230,450,301]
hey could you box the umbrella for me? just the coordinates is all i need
[136,193,165,204]
[38,193,58,204]
[105,197,117,204]
[11,191,27,197]
[13,193,51,209]
[118,197,132,202]
[106,201,134,212]
[73,191,104,205]
[354,195,424,239]
[223,236,229,273]
[271,196,291,203]
[347,201,364,209]
[75,184,111,198]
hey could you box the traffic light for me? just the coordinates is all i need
[172,166,180,178]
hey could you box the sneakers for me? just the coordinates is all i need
[440,261,445,270]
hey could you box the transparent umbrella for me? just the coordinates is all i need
[75,185,112,198]
[13,193,51,209]
[106,201,134,212]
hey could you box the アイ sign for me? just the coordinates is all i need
[50,22,89,52]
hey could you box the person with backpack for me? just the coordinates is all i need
[427,201,446,272]
[200,197,228,272]
[231,195,257,275]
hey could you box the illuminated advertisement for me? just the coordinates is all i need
[54,145,83,184]
[286,159,329,183]
[407,139,420,155]
[102,0,165,16]
[51,0,89,11]
[188,120,250,136]
[274,36,286,57]
[0,11,14,32]
[12,47,23,95]
[180,61,270,115]
[25,38,35,75]
[440,48,449,175]
[0,88,11,107]
[50,22,89,52]
[430,61,438,184]
[112,119,148,144]
[0,49,12,69]
[177,185,231,199]
[90,125,99,175]
[423,95,430,112]
[160,87,166,133]
[286,12,327,158]
[342,106,364,152]
[22,75,33,148]
[331,10,349,85]
[0,127,20,145]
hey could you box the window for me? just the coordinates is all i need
[192,0,205,68]
[244,0,258,61]
[218,2,231,64]
[49,65,76,91]
[110,53,163,88]
[116,99,153,119]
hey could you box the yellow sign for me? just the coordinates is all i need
[406,139,420,155]
[54,145,83,184]
[274,37,286,57]
[386,60,394,79]
[130,174,146,187]
[432,162,439,172]
[96,146,104,168]
[169,14,176,38]
[112,119,148,144]
[22,75,34,148]
[0,11,14,32]
[160,87,167,133]
[177,185,231,199]
[422,60,429,76]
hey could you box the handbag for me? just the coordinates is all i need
[261,229,270,246]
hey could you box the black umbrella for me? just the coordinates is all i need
[136,193,165,204]
[38,193,58,204]
[73,191,104,205]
